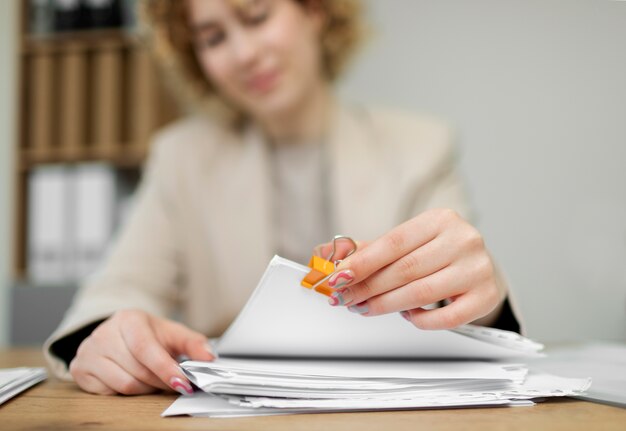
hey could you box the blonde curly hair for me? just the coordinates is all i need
[140,0,365,126]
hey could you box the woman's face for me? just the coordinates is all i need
[187,0,326,120]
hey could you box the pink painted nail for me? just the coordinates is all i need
[328,269,355,288]
[169,377,193,395]
[205,344,219,359]
[330,287,354,306]
[328,295,339,306]
[348,302,369,315]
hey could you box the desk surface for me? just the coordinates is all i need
[2,348,625,431]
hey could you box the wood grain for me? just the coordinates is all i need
[1,348,625,431]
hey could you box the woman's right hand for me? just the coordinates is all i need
[69,309,215,395]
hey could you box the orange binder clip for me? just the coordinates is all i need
[301,236,357,297]
[301,255,336,296]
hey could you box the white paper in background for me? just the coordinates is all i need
[528,342,626,407]
[27,165,71,285]
[217,256,542,360]
[0,367,47,405]
[73,163,116,278]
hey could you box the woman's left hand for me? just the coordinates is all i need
[315,209,507,330]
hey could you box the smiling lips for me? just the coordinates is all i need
[246,69,280,95]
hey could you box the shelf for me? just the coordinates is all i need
[19,146,147,171]
[13,1,181,280]
[22,28,142,54]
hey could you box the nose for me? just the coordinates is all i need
[229,28,260,68]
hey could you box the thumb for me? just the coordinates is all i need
[161,320,216,362]
[314,239,369,262]
[180,328,216,362]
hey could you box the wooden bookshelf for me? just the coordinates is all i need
[13,1,181,279]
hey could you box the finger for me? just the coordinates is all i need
[161,320,216,361]
[402,287,498,330]
[78,373,116,395]
[357,265,466,316]
[336,211,446,284]
[87,321,170,391]
[331,235,453,306]
[69,357,115,395]
[313,243,327,257]
[120,314,195,395]
[314,239,369,262]
[94,357,156,395]
[103,330,170,391]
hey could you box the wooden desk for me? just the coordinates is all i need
[2,348,625,431]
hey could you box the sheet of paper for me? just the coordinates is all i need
[183,358,526,381]
[162,392,527,418]
[239,395,525,410]
[161,392,292,417]
[217,256,541,359]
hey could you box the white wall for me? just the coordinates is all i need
[0,0,19,347]
[339,0,626,342]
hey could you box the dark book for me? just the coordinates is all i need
[52,0,86,31]
[82,0,123,29]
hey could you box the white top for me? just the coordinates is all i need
[270,139,332,264]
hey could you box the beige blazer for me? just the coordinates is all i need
[44,103,517,380]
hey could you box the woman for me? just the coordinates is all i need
[44,0,521,396]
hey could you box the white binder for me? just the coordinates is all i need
[73,163,116,279]
[27,165,71,285]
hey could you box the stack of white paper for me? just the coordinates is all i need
[164,360,589,417]
[0,367,47,405]
[162,256,590,417]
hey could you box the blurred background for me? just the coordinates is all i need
[0,0,624,348]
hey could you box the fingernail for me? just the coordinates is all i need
[169,377,193,395]
[330,287,354,306]
[335,258,352,270]
[348,302,369,315]
[205,344,218,359]
[400,311,411,321]
[328,269,354,288]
